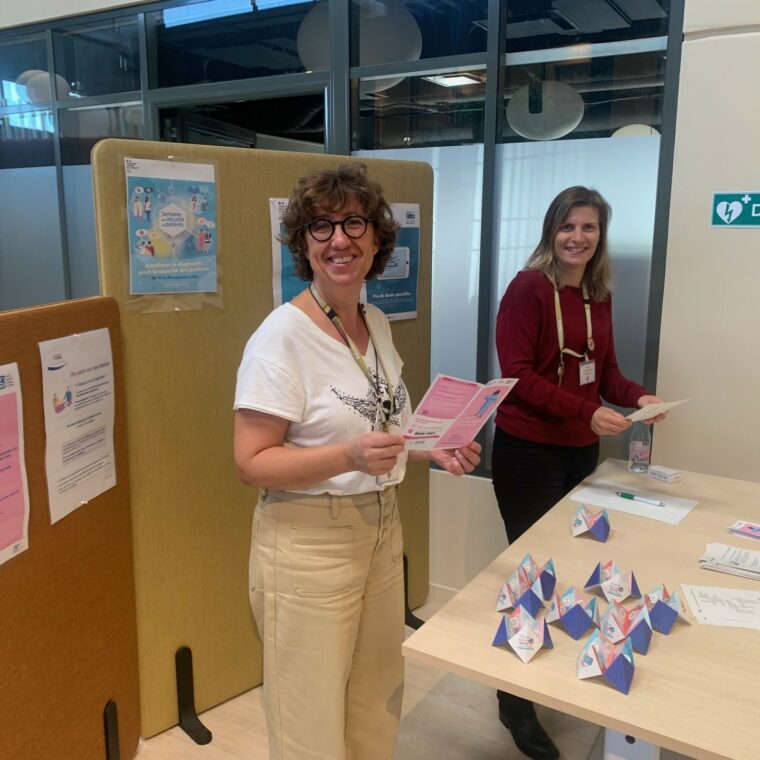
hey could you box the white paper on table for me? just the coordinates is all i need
[39,328,116,523]
[681,583,760,629]
[699,543,760,580]
[402,374,517,450]
[626,398,689,422]
[571,480,697,525]
[0,362,30,565]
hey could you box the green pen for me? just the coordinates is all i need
[616,491,664,507]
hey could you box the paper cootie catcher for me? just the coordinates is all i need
[577,630,635,695]
[643,584,691,634]
[584,560,641,603]
[599,600,653,654]
[492,606,554,664]
[570,505,611,542]
[495,554,557,618]
[546,586,600,640]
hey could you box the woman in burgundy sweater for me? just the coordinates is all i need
[492,186,664,760]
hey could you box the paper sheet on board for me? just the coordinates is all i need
[0,363,30,565]
[39,328,116,523]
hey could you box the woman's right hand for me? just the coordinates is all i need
[590,405,632,436]
[346,432,406,475]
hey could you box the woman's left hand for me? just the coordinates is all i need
[637,394,667,424]
[429,441,482,476]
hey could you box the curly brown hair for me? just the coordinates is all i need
[280,163,398,281]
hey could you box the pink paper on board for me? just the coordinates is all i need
[0,392,25,547]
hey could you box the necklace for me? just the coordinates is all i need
[308,284,394,431]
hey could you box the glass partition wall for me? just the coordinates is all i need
[0,0,680,467]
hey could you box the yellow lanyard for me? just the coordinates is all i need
[554,283,595,385]
[309,284,395,431]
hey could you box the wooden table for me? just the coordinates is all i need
[403,459,759,760]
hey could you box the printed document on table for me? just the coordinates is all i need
[626,398,688,422]
[39,328,116,524]
[570,480,697,525]
[0,363,30,565]
[402,374,517,450]
[681,583,760,629]
[699,543,760,580]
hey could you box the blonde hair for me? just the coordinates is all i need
[523,186,612,302]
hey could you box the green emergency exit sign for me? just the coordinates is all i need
[711,193,760,227]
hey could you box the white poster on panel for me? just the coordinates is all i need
[39,328,116,523]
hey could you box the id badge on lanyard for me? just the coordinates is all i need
[554,284,595,387]
[579,356,596,385]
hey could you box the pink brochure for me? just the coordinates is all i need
[0,363,30,566]
[402,373,517,450]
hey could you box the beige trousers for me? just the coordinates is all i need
[249,487,405,760]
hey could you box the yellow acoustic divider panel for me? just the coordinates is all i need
[0,296,140,760]
[91,139,432,736]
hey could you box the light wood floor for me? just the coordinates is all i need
[135,602,694,760]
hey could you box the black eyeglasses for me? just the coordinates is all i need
[303,215,372,242]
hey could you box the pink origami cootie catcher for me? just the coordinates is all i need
[584,560,641,603]
[577,630,635,695]
[643,584,690,634]
[570,505,611,542]
[599,600,653,654]
[492,606,554,664]
[546,586,600,640]
[495,553,557,618]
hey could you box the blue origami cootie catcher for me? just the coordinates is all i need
[492,606,554,664]
[546,586,600,640]
[643,584,691,634]
[570,505,611,542]
[584,560,641,603]
[599,600,653,654]
[577,630,635,695]
[495,554,557,618]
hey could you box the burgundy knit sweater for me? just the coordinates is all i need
[494,270,648,447]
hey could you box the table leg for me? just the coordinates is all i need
[603,728,660,760]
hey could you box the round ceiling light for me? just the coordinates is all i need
[16,70,70,102]
[611,124,660,137]
[297,0,422,94]
[506,81,584,141]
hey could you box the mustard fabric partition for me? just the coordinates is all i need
[0,296,140,760]
[91,139,433,736]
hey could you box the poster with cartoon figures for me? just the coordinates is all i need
[0,362,30,566]
[39,328,116,524]
[269,199,419,320]
[124,157,218,295]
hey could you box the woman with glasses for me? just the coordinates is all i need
[233,163,480,760]
[491,186,666,760]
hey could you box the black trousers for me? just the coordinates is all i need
[491,427,599,718]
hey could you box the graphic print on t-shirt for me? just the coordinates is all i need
[331,371,408,429]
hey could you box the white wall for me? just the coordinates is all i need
[428,470,506,605]
[0,0,151,29]
[684,1,760,35]
[653,4,760,482]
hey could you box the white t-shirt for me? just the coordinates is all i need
[234,302,411,495]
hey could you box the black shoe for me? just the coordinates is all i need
[499,711,560,760]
